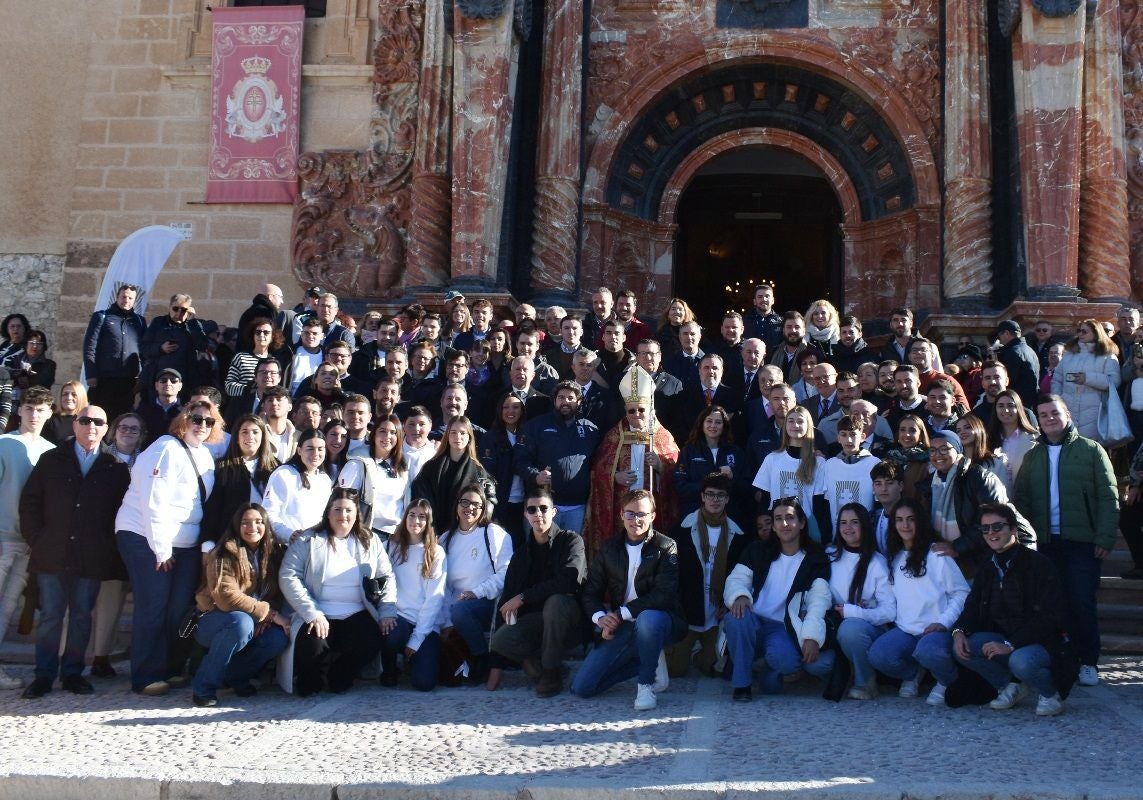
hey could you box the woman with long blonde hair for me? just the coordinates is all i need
[751,405,832,542]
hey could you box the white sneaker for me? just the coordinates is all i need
[634,683,657,711]
[1078,665,1099,686]
[653,651,669,693]
[925,683,947,706]
[898,678,920,698]
[989,681,1028,710]
[0,667,24,690]
[1035,693,1064,716]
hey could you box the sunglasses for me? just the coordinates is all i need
[171,306,188,314]
[253,329,272,336]
[76,416,107,426]
[157,375,181,383]
[982,522,1011,532]
[525,504,551,514]
[188,414,216,428]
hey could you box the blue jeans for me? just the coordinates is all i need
[192,610,289,698]
[555,506,586,537]
[449,597,495,656]
[1043,537,1101,666]
[867,626,958,686]
[381,615,442,692]
[571,609,673,697]
[34,573,100,682]
[724,613,831,692]
[116,531,201,690]
[837,618,888,688]
[954,631,1057,698]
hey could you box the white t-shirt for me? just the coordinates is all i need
[753,450,825,514]
[821,454,877,522]
[753,551,805,622]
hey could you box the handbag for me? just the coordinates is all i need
[177,606,205,639]
[1097,388,1133,449]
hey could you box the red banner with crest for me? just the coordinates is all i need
[205,6,304,203]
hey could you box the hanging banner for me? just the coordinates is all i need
[205,6,304,203]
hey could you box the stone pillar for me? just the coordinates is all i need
[528,0,583,302]
[942,0,993,304]
[1078,0,1130,301]
[450,4,517,286]
[1012,0,1086,299]
[405,0,453,289]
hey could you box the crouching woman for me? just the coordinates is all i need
[190,503,290,706]
[278,488,397,696]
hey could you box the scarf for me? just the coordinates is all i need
[807,321,840,346]
[697,508,730,607]
[886,445,929,464]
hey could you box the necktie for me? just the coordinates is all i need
[706,388,714,405]
[820,398,828,417]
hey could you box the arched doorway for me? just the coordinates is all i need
[673,147,843,327]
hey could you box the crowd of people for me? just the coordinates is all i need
[0,280,1134,715]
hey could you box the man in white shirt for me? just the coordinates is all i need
[402,406,436,482]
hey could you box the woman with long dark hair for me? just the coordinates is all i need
[1052,318,1121,442]
[825,503,895,700]
[278,488,396,696]
[338,413,409,537]
[202,415,280,546]
[986,389,1038,486]
[381,500,445,691]
[0,313,30,370]
[674,404,749,524]
[877,414,932,499]
[481,392,526,548]
[867,498,969,707]
[321,417,350,481]
[262,427,332,544]
[189,503,290,706]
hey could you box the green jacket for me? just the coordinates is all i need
[1012,425,1119,550]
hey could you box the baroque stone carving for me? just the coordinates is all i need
[291,0,423,297]
[456,0,510,20]
[1032,0,1082,17]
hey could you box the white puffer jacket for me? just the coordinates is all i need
[1051,343,1120,441]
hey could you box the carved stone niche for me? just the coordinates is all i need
[180,0,373,65]
[291,150,409,297]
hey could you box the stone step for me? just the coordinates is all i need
[1099,576,1143,605]
[1097,602,1143,635]
[1100,633,1143,654]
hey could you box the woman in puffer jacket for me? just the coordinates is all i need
[1051,319,1121,442]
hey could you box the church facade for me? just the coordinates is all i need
[1,0,1140,373]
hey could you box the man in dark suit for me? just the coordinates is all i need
[800,362,839,425]
[662,321,705,386]
[224,357,281,428]
[504,356,553,421]
[679,353,743,437]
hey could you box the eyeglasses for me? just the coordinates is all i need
[76,416,107,426]
[928,445,954,456]
[157,376,181,383]
[525,504,551,514]
[253,329,272,337]
[117,425,141,433]
[1035,328,1050,333]
[188,414,216,428]
[622,510,652,520]
[981,522,1010,532]
[457,499,484,510]
[702,491,729,500]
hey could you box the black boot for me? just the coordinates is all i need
[468,653,490,686]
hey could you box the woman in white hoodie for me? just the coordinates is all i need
[824,503,895,700]
[867,498,969,707]
[1052,319,1121,442]
[381,500,446,691]
[262,427,333,544]
[115,399,220,696]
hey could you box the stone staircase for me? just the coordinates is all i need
[1099,532,1143,654]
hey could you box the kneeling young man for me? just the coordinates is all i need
[953,502,1068,716]
[488,487,587,697]
[572,490,686,710]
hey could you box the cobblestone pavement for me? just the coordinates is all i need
[0,656,1139,799]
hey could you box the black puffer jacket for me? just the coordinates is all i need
[581,531,687,643]
[83,303,147,378]
[953,544,1063,650]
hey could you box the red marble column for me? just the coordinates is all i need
[943,0,993,301]
[1078,0,1131,300]
[1012,0,1085,298]
[529,0,583,299]
[450,7,517,284]
[1119,0,1143,299]
[406,0,453,289]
